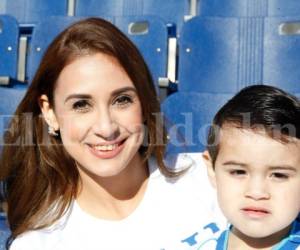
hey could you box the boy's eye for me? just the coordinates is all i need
[271,172,289,180]
[229,169,247,176]
[113,95,133,106]
[72,100,91,112]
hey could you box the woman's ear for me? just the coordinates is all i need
[39,94,59,131]
[202,150,217,189]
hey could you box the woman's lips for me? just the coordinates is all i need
[88,139,126,159]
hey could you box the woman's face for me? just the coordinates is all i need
[41,53,144,178]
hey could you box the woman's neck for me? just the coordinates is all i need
[76,154,149,220]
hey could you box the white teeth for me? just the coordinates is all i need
[93,144,117,151]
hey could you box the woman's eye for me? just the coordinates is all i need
[229,169,246,176]
[114,95,133,107]
[271,172,289,180]
[72,100,90,112]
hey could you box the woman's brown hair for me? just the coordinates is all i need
[0,17,175,242]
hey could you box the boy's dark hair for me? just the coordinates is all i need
[207,85,300,165]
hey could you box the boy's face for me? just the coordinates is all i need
[205,126,300,240]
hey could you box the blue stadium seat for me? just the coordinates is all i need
[27,16,84,82]
[263,17,300,93]
[115,16,168,87]
[0,0,68,27]
[0,86,26,146]
[75,0,190,34]
[198,0,300,17]
[178,16,300,93]
[27,16,168,88]
[0,213,10,250]
[178,17,240,93]
[0,15,19,85]
[161,92,232,153]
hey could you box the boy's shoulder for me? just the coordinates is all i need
[280,215,300,249]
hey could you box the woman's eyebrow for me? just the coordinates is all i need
[64,87,137,103]
[64,94,92,103]
[111,86,137,96]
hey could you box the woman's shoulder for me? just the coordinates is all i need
[10,230,46,250]
[9,209,72,250]
[10,227,65,250]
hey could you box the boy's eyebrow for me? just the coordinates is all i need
[64,87,137,103]
[222,161,297,172]
[222,161,247,167]
[269,166,297,172]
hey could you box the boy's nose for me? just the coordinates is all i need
[244,177,270,200]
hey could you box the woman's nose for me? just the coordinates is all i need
[92,109,120,140]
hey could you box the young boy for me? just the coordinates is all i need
[203,85,300,249]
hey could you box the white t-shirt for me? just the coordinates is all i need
[10,153,226,250]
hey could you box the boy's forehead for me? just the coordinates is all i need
[218,124,265,142]
[217,125,300,165]
[219,123,300,146]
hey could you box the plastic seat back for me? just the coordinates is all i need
[75,0,190,33]
[0,214,10,250]
[161,92,232,153]
[27,16,168,89]
[263,17,300,93]
[0,86,26,147]
[27,16,89,82]
[0,15,19,83]
[115,15,168,87]
[0,0,68,26]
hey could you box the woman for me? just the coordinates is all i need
[1,18,225,250]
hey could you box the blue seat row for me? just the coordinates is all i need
[2,0,300,34]
[178,16,300,94]
[3,13,300,94]
[0,14,168,89]
[2,1,300,93]
[0,0,193,34]
[27,15,168,88]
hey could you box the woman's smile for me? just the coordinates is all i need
[87,139,126,159]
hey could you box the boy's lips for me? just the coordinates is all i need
[241,206,271,218]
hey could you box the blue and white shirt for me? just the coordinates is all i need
[214,215,300,250]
